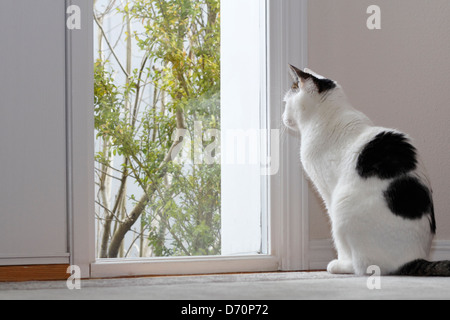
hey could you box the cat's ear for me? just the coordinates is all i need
[289,64,312,91]
[289,65,336,94]
[289,64,309,83]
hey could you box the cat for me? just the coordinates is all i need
[283,64,450,276]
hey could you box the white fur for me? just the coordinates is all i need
[283,69,434,275]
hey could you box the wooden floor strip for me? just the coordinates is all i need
[0,264,70,282]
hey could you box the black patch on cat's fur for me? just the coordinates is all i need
[384,175,433,222]
[356,132,417,179]
[314,78,336,94]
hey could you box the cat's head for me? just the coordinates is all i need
[283,65,339,131]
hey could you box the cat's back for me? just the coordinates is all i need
[334,125,435,235]
[337,125,424,181]
[355,128,419,181]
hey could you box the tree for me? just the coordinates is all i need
[94,0,221,258]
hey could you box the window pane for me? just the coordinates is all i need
[94,0,266,258]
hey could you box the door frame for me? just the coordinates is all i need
[71,0,310,279]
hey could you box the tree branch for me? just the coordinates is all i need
[94,13,130,78]
[107,111,187,258]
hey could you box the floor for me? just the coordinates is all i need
[1,272,450,300]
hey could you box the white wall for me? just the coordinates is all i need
[308,0,450,241]
[0,0,69,265]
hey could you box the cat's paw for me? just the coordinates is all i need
[327,259,354,274]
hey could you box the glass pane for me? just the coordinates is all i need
[94,0,266,258]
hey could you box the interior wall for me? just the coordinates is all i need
[308,0,450,241]
[0,0,69,265]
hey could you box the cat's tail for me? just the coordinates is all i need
[394,259,450,276]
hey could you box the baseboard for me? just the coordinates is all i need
[308,239,336,270]
[429,240,450,261]
[0,264,70,282]
[308,239,450,270]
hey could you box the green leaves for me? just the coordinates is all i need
[95,0,221,258]
[129,0,220,100]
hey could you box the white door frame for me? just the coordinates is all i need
[267,0,309,271]
[71,0,310,278]
[68,0,96,278]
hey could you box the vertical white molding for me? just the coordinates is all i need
[260,0,270,255]
[65,0,75,268]
[298,0,310,271]
[69,0,96,278]
[267,0,309,271]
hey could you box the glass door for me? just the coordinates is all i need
[93,0,269,260]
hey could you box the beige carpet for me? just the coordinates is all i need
[1,272,450,300]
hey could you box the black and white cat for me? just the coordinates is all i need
[283,65,450,276]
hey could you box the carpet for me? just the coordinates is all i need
[1,271,450,300]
